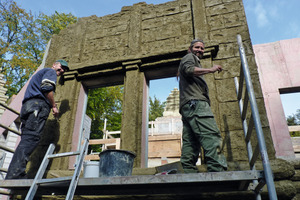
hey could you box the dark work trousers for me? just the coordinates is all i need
[180,100,227,173]
[5,98,50,179]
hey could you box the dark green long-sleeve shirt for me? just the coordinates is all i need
[178,53,210,111]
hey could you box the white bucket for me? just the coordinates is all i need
[83,161,99,178]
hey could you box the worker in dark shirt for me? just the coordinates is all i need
[5,60,69,179]
[178,39,227,173]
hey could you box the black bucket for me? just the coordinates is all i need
[99,149,136,177]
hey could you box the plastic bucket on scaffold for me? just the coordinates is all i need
[99,149,136,177]
[83,161,99,178]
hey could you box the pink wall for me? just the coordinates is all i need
[69,84,87,169]
[254,38,300,159]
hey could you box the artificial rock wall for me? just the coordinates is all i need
[35,0,277,177]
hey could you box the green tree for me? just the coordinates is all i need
[86,86,123,152]
[287,109,300,126]
[0,0,36,96]
[287,109,300,137]
[0,0,77,97]
[295,109,300,124]
[287,115,297,126]
[36,11,77,45]
[149,96,165,122]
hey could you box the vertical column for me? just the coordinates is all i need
[141,77,149,168]
[121,64,147,168]
[191,0,209,41]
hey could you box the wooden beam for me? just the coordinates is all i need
[148,151,181,158]
[89,139,117,145]
[85,154,100,161]
[148,134,181,141]
[289,125,300,132]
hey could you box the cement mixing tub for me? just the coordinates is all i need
[99,149,136,177]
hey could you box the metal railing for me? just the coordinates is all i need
[234,34,277,200]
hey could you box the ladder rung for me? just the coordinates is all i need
[250,144,260,168]
[237,66,244,100]
[0,167,8,173]
[0,102,20,115]
[0,144,15,153]
[245,116,254,143]
[0,189,11,195]
[254,179,266,193]
[47,151,80,159]
[0,123,21,136]
[241,90,249,120]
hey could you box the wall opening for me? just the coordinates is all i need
[280,92,300,127]
[280,90,300,158]
[148,77,180,168]
[85,85,123,159]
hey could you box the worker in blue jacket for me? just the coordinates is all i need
[5,59,69,179]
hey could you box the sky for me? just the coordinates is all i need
[14,0,300,117]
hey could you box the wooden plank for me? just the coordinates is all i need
[89,139,116,145]
[115,138,120,149]
[293,145,300,153]
[148,134,181,141]
[149,139,181,158]
[148,151,181,158]
[106,131,121,135]
[289,125,300,132]
[85,154,100,160]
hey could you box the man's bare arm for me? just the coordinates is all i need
[193,65,223,76]
[44,91,59,118]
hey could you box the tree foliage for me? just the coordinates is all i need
[287,115,298,126]
[287,109,300,126]
[36,11,77,45]
[149,96,165,122]
[287,109,300,137]
[86,86,123,152]
[0,0,36,96]
[0,0,77,97]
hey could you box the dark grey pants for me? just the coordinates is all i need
[5,98,50,179]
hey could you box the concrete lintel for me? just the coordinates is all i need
[122,59,142,67]
[68,46,219,85]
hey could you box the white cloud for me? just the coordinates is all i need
[254,2,269,28]
[286,21,300,39]
[268,5,279,19]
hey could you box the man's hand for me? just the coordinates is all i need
[211,65,223,73]
[52,106,59,118]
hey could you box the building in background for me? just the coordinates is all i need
[254,38,300,159]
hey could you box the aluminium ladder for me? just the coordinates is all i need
[24,137,89,200]
[234,34,278,200]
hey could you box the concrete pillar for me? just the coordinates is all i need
[191,0,209,41]
[121,67,148,168]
